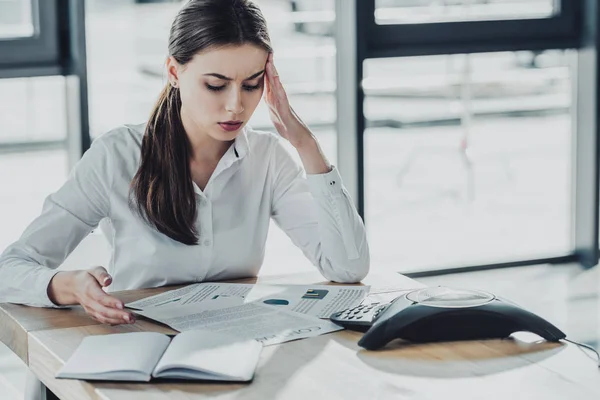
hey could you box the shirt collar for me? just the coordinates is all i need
[191,126,250,196]
[232,125,250,159]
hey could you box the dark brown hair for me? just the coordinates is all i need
[130,0,272,245]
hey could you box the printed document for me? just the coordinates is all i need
[126,282,369,319]
[126,282,254,309]
[135,297,343,346]
[244,284,369,318]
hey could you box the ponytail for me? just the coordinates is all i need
[129,84,199,245]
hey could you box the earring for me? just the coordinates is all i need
[171,81,178,88]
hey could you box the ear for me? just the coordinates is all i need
[166,56,180,87]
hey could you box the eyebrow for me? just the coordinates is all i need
[203,69,265,81]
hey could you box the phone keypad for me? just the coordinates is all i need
[330,302,387,331]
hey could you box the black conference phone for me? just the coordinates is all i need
[330,287,566,350]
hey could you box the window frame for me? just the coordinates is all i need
[0,0,61,75]
[359,0,582,58]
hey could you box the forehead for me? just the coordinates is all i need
[185,44,268,79]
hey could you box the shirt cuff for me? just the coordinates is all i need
[306,165,344,197]
[36,267,71,308]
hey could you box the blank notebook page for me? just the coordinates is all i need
[153,330,263,380]
[58,332,171,378]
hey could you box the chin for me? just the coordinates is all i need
[211,130,239,143]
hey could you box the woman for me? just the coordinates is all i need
[0,0,369,326]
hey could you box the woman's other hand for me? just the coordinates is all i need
[264,53,314,149]
[48,266,135,325]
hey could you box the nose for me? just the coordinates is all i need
[225,87,245,115]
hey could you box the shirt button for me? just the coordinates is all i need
[204,240,211,246]
[329,180,336,186]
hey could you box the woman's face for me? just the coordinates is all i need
[168,44,268,143]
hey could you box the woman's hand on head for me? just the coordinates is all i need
[48,266,135,326]
[264,53,314,149]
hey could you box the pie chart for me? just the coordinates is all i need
[263,299,290,306]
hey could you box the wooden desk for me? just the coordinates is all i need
[1,272,599,400]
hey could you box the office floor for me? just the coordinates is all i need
[0,262,597,399]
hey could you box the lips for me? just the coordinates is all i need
[218,121,243,132]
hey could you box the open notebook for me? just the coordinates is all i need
[56,330,263,382]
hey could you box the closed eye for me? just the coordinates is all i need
[206,84,226,92]
[243,83,262,92]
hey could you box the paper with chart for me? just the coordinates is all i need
[244,284,370,318]
[125,282,254,310]
[135,297,343,346]
[126,282,370,319]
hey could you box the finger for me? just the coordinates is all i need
[267,62,287,105]
[88,300,135,324]
[98,292,126,311]
[267,61,279,92]
[264,71,272,99]
[266,63,278,99]
[266,52,273,75]
[81,304,129,325]
[268,53,279,77]
[95,315,129,325]
[92,313,127,325]
[267,104,285,127]
[273,76,287,103]
[88,266,112,287]
[265,57,277,85]
[86,279,125,310]
[85,292,130,325]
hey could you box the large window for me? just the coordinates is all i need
[334,0,596,274]
[363,51,572,272]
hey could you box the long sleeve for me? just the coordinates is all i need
[0,138,112,307]
[269,139,370,283]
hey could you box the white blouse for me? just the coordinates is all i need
[0,124,370,307]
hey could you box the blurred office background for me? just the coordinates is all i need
[0,0,598,397]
